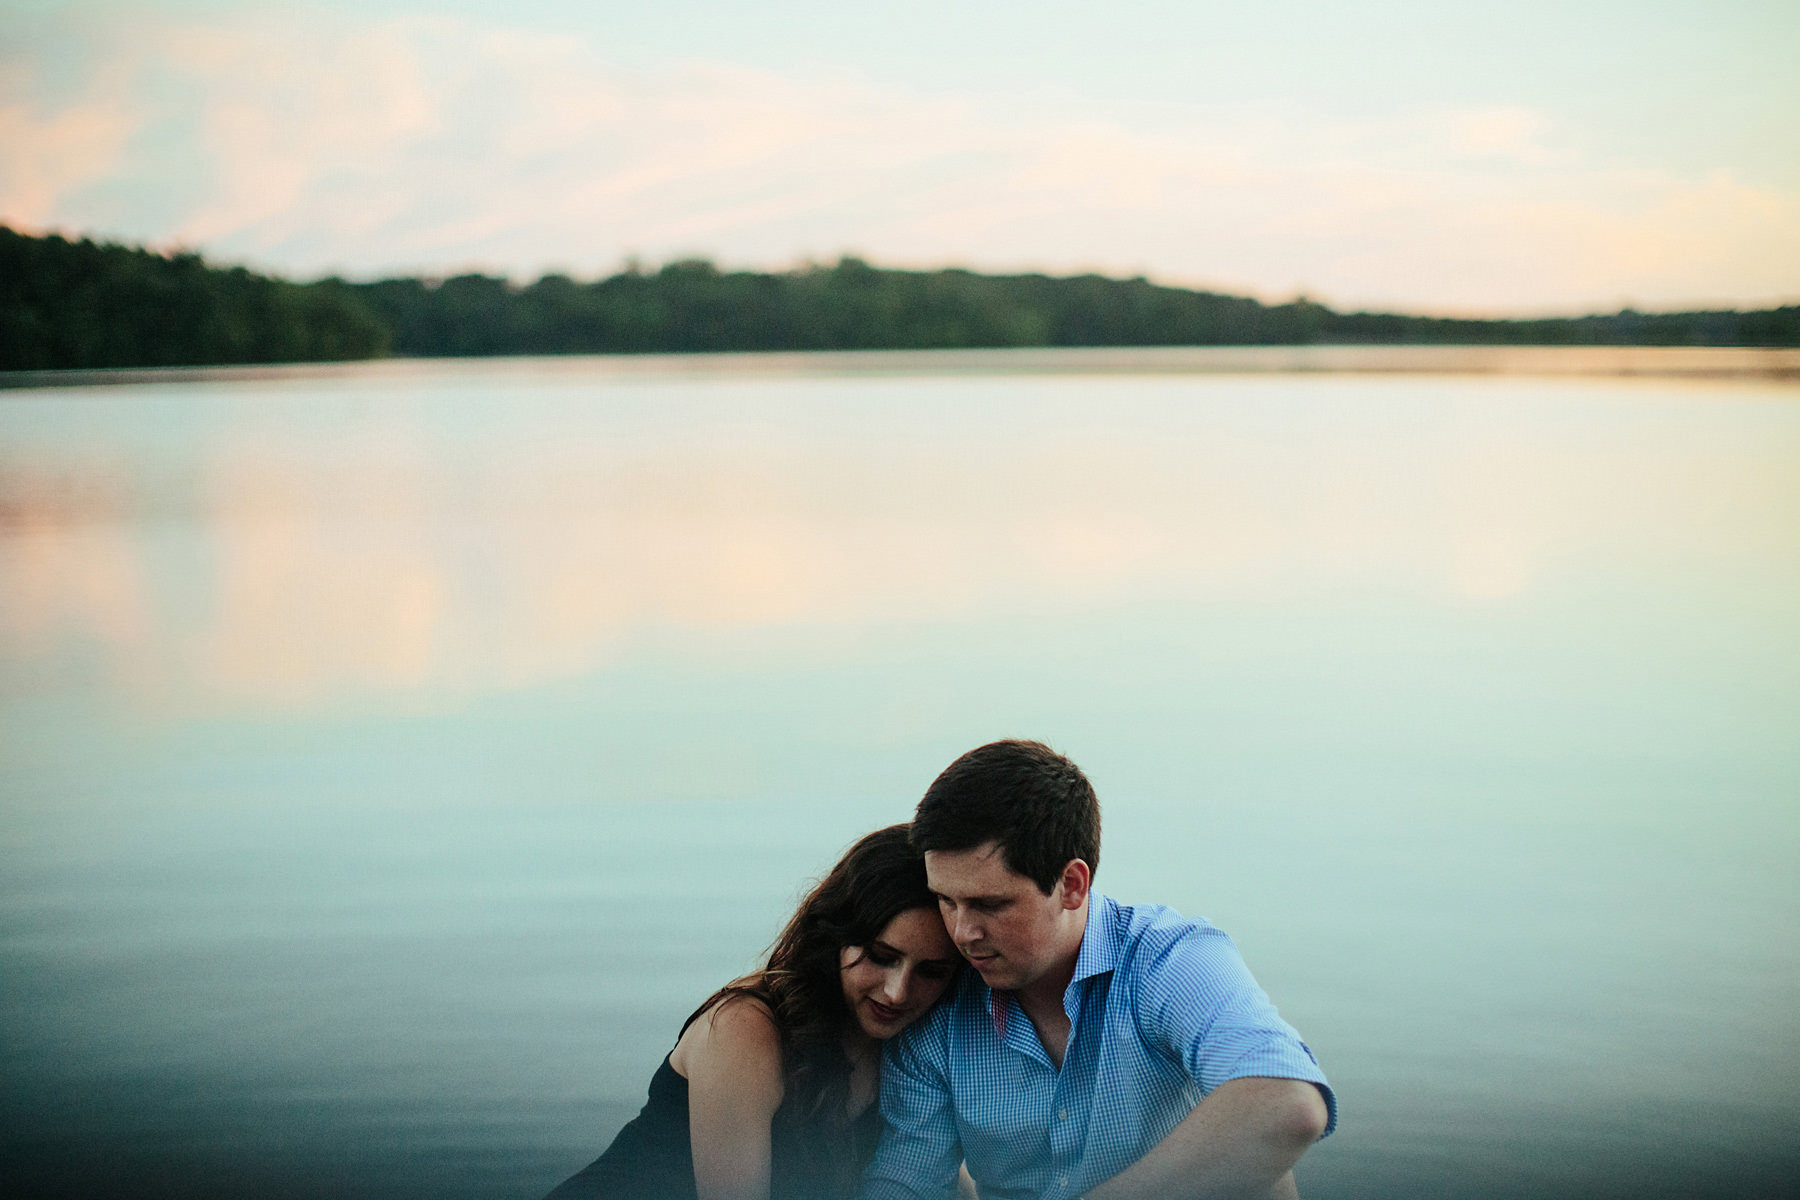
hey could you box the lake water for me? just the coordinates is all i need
[3,348,1797,1200]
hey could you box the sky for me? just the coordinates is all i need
[3,0,1798,315]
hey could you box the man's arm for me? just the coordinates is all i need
[1084,1077,1328,1200]
[862,1018,963,1200]
[1104,918,1337,1200]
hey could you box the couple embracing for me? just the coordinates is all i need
[548,740,1336,1200]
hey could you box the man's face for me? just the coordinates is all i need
[924,841,1084,995]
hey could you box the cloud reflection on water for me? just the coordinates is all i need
[1,364,1795,715]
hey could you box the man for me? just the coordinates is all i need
[864,740,1334,1200]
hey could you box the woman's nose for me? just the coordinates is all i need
[879,967,909,1003]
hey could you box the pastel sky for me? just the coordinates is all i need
[4,0,1797,314]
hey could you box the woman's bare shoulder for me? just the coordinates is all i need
[671,990,782,1086]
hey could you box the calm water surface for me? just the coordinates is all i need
[2,350,1797,1199]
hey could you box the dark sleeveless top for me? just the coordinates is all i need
[544,1052,885,1200]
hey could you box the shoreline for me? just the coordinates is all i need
[5,343,1800,391]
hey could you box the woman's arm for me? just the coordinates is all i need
[675,995,787,1200]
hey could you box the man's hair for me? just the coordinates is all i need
[910,739,1100,894]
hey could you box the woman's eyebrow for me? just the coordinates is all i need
[936,891,1010,906]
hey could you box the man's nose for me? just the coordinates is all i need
[951,909,980,946]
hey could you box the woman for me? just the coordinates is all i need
[546,824,960,1200]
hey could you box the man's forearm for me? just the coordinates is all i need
[1083,1077,1327,1200]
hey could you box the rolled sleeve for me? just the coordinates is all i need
[1130,918,1337,1137]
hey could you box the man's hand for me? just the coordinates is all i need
[1082,1077,1327,1200]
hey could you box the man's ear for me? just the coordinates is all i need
[1056,859,1092,910]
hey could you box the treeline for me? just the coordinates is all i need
[4,226,1797,371]
[1,227,388,370]
[355,258,1800,355]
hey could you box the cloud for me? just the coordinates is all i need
[155,17,439,248]
[2,10,1795,312]
[1438,106,1562,164]
[0,55,140,228]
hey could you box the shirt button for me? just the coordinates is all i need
[1058,1109,1068,1120]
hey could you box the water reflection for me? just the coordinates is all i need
[4,365,1795,714]
[2,356,1797,1200]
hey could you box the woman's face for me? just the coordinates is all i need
[839,907,960,1040]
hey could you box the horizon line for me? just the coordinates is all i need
[11,221,1799,326]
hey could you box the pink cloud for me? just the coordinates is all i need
[0,59,139,229]
[2,11,1795,312]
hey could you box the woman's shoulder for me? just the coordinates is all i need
[670,987,784,1101]
[690,991,780,1046]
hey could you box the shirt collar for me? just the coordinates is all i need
[1069,890,1120,985]
[978,892,1119,1040]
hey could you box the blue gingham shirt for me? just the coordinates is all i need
[864,892,1335,1200]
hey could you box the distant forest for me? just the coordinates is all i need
[5,225,1798,372]
[1,227,389,370]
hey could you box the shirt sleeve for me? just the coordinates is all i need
[862,1014,963,1200]
[1130,917,1338,1137]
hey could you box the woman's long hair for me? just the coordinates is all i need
[691,824,940,1173]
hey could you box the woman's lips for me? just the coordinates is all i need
[867,1000,904,1023]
